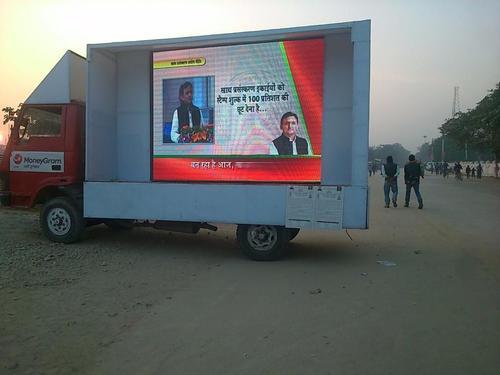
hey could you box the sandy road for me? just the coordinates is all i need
[1,175,499,374]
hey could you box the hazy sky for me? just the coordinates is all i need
[0,0,499,151]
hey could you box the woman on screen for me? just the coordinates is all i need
[170,81,204,143]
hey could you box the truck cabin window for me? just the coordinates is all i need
[18,106,62,141]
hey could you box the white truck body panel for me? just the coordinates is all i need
[84,21,370,229]
[84,183,368,229]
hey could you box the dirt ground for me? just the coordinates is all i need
[1,175,500,375]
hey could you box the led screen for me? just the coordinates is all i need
[152,38,323,182]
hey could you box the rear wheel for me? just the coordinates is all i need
[237,224,288,261]
[40,197,84,243]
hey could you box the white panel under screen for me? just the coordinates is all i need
[286,185,343,229]
[84,182,359,228]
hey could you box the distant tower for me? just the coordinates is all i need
[442,86,461,161]
[452,86,461,117]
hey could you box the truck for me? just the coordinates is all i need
[0,20,370,260]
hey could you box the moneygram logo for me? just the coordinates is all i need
[10,152,64,172]
[13,153,23,165]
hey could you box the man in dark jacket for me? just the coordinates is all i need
[170,81,203,143]
[477,162,483,179]
[270,112,310,155]
[404,154,424,209]
[382,155,399,208]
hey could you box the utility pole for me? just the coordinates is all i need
[441,136,445,162]
[423,135,427,162]
[452,86,461,117]
[442,86,461,162]
[430,138,434,161]
[452,86,468,161]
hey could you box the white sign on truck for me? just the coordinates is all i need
[9,151,64,173]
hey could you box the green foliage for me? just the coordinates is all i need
[369,143,411,166]
[439,83,500,159]
[415,142,431,162]
[415,136,490,163]
[2,103,22,127]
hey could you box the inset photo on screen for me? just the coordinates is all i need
[162,77,215,144]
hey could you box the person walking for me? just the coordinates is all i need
[404,154,424,209]
[436,163,442,175]
[443,161,449,178]
[477,162,483,179]
[466,165,471,179]
[454,162,463,181]
[381,155,399,208]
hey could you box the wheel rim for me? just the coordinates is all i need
[247,225,278,251]
[47,207,72,236]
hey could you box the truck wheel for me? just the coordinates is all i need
[287,228,300,241]
[237,224,288,261]
[40,197,84,243]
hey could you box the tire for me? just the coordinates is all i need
[287,228,300,241]
[236,224,288,261]
[40,197,84,243]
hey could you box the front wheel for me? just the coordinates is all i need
[236,224,288,261]
[40,197,84,243]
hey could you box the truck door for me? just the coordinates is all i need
[8,105,66,206]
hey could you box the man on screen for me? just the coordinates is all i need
[270,112,311,155]
[170,81,204,143]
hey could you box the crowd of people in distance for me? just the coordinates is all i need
[369,157,499,209]
[426,160,499,180]
[368,163,378,176]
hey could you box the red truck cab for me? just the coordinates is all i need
[0,102,85,207]
[0,102,88,243]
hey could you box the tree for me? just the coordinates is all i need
[440,83,500,160]
[2,104,23,144]
[369,143,411,166]
[415,142,432,162]
[414,136,488,163]
[2,104,22,127]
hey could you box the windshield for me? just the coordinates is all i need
[18,106,62,141]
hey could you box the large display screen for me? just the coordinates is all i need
[152,38,324,182]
